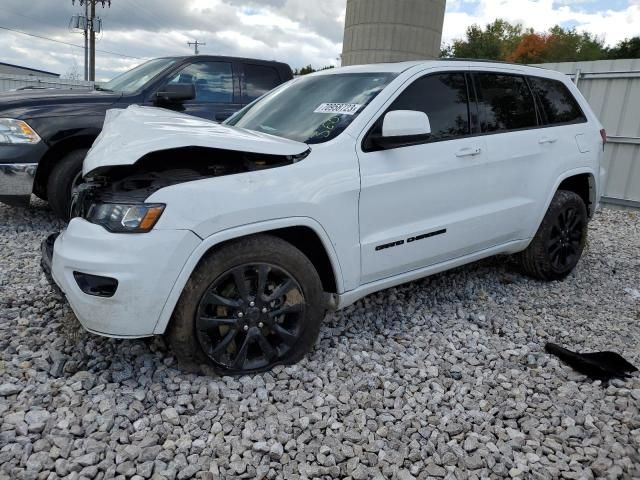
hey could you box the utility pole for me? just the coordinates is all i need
[89,0,96,80]
[84,1,88,80]
[188,40,205,55]
[71,0,111,81]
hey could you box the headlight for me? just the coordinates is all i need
[0,119,41,144]
[85,203,165,233]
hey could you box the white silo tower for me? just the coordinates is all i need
[341,0,447,66]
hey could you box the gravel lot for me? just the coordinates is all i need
[0,200,639,480]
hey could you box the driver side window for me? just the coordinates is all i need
[167,62,233,103]
[389,72,471,142]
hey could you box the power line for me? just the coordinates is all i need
[0,25,142,59]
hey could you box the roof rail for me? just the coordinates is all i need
[437,58,546,69]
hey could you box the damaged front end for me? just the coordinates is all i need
[71,105,311,231]
[71,146,309,232]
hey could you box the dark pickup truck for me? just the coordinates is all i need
[0,55,293,218]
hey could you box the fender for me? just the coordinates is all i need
[533,166,598,238]
[152,216,346,334]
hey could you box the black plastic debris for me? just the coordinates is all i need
[545,343,638,381]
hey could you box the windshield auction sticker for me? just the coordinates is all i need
[314,103,362,115]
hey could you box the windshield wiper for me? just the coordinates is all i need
[94,85,114,92]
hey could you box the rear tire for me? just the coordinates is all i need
[518,190,588,281]
[47,149,87,220]
[167,234,326,376]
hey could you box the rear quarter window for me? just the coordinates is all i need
[528,76,587,125]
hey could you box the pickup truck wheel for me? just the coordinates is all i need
[518,190,588,281]
[47,149,87,220]
[168,235,325,376]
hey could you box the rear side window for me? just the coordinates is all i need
[528,76,586,125]
[389,73,470,141]
[244,64,281,101]
[475,73,537,132]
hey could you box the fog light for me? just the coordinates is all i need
[73,272,118,297]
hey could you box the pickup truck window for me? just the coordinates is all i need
[100,58,176,93]
[227,72,397,144]
[244,64,281,101]
[167,62,234,103]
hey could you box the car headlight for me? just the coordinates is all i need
[85,203,165,233]
[0,119,41,144]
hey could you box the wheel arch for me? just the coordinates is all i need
[557,172,597,218]
[523,168,597,252]
[538,168,597,227]
[153,217,345,335]
[33,135,96,199]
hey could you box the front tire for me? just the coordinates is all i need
[167,235,326,376]
[518,190,588,281]
[47,149,87,220]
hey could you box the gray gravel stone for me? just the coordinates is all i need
[0,203,639,479]
[0,383,21,396]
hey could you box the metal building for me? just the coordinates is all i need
[538,59,640,208]
[0,62,59,78]
[341,0,446,66]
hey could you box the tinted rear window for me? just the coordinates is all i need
[389,73,470,141]
[528,76,586,125]
[475,73,538,132]
[244,64,281,101]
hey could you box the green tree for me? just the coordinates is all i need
[544,26,606,62]
[606,37,640,59]
[441,19,608,63]
[293,65,335,76]
[443,19,522,60]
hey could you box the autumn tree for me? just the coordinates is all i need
[442,20,610,63]
[508,31,550,63]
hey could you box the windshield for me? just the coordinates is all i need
[100,58,176,93]
[226,72,397,144]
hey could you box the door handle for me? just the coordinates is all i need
[539,137,558,144]
[455,147,482,157]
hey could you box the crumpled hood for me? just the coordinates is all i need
[83,105,309,175]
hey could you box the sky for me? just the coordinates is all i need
[0,0,638,81]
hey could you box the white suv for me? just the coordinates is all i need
[43,60,606,375]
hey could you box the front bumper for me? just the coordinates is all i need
[0,163,38,206]
[0,143,47,206]
[43,218,201,338]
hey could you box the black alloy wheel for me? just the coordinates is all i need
[546,205,585,271]
[195,263,306,372]
[518,189,588,281]
[167,234,326,376]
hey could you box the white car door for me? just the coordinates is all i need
[470,71,547,239]
[357,69,541,284]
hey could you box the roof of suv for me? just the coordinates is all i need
[314,59,564,81]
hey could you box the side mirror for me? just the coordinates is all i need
[373,110,431,149]
[156,83,195,103]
